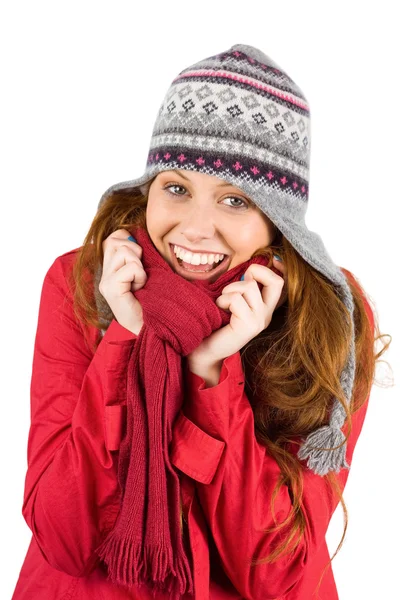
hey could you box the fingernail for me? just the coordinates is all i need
[128,235,137,242]
[240,274,245,281]
[273,254,282,261]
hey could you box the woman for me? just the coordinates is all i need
[12,43,390,600]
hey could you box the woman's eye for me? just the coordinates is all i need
[163,183,186,195]
[163,183,249,210]
[222,196,248,209]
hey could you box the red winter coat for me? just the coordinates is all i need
[12,248,374,600]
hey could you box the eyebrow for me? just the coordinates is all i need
[169,169,238,188]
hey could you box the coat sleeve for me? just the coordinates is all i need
[170,278,375,600]
[21,252,137,577]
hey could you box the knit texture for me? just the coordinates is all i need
[94,226,271,596]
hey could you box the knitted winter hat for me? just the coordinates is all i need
[95,43,356,477]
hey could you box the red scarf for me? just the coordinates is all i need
[95,226,270,597]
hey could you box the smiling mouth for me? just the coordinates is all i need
[169,244,231,279]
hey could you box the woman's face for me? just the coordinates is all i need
[145,169,276,283]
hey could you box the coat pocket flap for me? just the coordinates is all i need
[104,405,127,451]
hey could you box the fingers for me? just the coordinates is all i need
[222,264,284,314]
[102,229,142,258]
[271,255,286,277]
[102,229,142,276]
[217,279,263,314]
[271,256,288,307]
[216,291,257,326]
[108,245,142,275]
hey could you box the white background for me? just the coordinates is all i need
[1,1,398,598]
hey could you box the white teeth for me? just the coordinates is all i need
[173,245,225,266]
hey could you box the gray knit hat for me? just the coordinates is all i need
[95,43,356,477]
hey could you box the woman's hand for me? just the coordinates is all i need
[99,229,147,335]
[188,256,287,366]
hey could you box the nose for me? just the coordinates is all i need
[179,205,216,242]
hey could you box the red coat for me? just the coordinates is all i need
[12,249,374,600]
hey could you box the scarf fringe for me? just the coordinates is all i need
[95,528,194,596]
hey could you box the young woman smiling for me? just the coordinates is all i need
[12,43,391,600]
